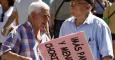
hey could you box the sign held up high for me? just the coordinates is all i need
[38,32,94,60]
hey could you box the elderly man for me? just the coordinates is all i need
[0,1,50,60]
[59,0,114,60]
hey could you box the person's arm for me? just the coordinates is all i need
[96,23,114,60]
[1,10,18,36]
[0,28,32,60]
[4,10,17,28]
[2,51,32,60]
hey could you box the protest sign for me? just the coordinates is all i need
[38,32,94,60]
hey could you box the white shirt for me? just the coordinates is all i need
[13,0,39,25]
[0,6,15,43]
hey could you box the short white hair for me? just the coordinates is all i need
[28,0,50,15]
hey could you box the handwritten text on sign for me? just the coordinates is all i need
[38,32,94,60]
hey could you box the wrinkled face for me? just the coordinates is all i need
[31,8,50,30]
[71,0,90,17]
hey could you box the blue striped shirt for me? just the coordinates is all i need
[59,12,114,60]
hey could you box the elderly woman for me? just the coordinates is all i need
[0,1,50,60]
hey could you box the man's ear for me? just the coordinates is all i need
[86,5,90,9]
[31,12,36,18]
[86,4,92,10]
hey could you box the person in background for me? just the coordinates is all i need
[93,0,111,18]
[0,1,50,60]
[0,0,15,44]
[50,0,71,38]
[103,0,115,59]
[2,0,39,36]
[59,0,114,60]
[0,0,15,59]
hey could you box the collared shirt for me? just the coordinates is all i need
[59,12,114,60]
[0,21,50,60]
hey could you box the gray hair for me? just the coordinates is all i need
[28,0,50,15]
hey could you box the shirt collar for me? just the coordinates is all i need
[83,12,93,24]
[24,20,46,34]
[23,21,33,31]
[72,12,93,25]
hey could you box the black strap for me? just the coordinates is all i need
[96,0,105,10]
[55,0,65,18]
[108,10,115,19]
[0,43,2,49]
[0,12,5,22]
[112,33,115,40]
[64,0,71,2]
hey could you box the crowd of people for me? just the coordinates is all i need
[0,0,115,60]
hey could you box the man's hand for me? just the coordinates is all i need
[2,51,32,60]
